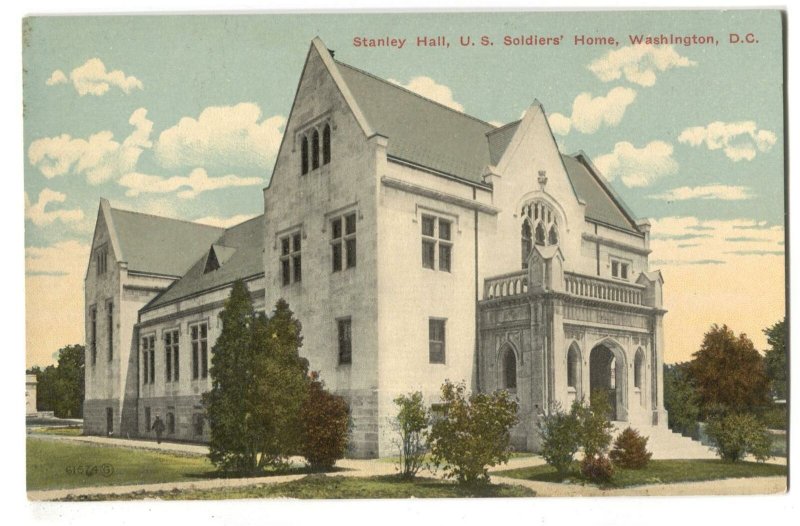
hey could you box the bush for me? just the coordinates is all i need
[706,412,772,463]
[393,392,430,479]
[537,403,581,476]
[300,372,350,470]
[580,453,614,483]
[609,427,652,469]
[428,380,519,486]
[576,391,614,457]
[759,404,787,431]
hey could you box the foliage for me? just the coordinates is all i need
[28,344,85,418]
[758,403,787,431]
[609,427,652,469]
[537,402,581,476]
[393,391,430,479]
[706,413,772,463]
[576,390,614,457]
[663,362,701,436]
[763,317,787,400]
[688,324,770,419]
[579,453,614,483]
[428,380,519,486]
[301,372,350,470]
[203,282,309,473]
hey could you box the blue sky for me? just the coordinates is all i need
[23,11,785,367]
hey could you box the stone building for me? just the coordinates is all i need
[83,38,668,456]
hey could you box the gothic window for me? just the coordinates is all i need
[520,201,559,268]
[106,300,114,361]
[95,245,108,275]
[634,348,645,389]
[311,129,320,170]
[89,305,97,365]
[338,317,352,365]
[502,347,517,390]
[567,344,580,391]
[322,123,331,165]
[301,136,309,175]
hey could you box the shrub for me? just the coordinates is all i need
[580,453,614,483]
[537,403,581,476]
[300,372,350,470]
[576,391,614,457]
[609,427,652,469]
[428,380,519,486]
[706,412,772,463]
[393,391,430,479]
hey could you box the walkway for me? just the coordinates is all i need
[26,433,787,501]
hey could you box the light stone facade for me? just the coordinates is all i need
[83,38,667,458]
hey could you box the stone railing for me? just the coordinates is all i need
[484,270,528,299]
[563,272,644,306]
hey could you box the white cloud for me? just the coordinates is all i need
[26,240,91,367]
[194,214,260,228]
[66,58,143,96]
[547,87,637,135]
[45,69,68,86]
[28,108,153,184]
[589,45,696,87]
[24,189,84,226]
[388,76,464,112]
[155,103,285,173]
[649,185,754,202]
[593,140,678,187]
[119,167,263,199]
[678,121,778,161]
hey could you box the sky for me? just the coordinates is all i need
[23,10,785,368]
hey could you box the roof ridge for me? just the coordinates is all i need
[110,206,225,231]
[486,119,521,136]
[335,60,497,130]
[222,213,263,234]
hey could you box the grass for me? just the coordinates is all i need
[378,450,535,464]
[61,474,535,500]
[30,426,83,437]
[497,459,787,489]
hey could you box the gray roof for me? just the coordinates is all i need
[335,59,640,234]
[109,208,225,276]
[142,215,264,311]
[336,61,496,184]
[561,154,639,233]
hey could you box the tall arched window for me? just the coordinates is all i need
[634,348,645,389]
[548,224,558,245]
[322,124,331,165]
[502,347,517,390]
[301,135,309,175]
[521,221,532,268]
[567,344,580,391]
[311,129,320,170]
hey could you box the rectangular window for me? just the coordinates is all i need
[165,329,179,382]
[167,412,175,434]
[337,318,352,365]
[421,215,453,272]
[610,258,630,281]
[191,323,208,379]
[331,212,357,272]
[89,306,97,365]
[192,413,204,436]
[95,246,108,275]
[106,300,114,361]
[144,407,151,431]
[280,232,302,285]
[141,334,155,384]
[429,318,446,364]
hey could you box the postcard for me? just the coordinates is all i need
[23,9,787,503]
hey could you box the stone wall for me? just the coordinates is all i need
[340,388,379,458]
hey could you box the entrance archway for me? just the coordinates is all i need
[589,343,627,421]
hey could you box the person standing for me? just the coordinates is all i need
[151,415,166,444]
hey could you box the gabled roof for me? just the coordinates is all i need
[108,207,225,276]
[336,61,496,184]
[142,215,264,311]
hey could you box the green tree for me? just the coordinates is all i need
[203,282,310,473]
[29,345,85,418]
[688,324,770,419]
[537,402,582,477]
[706,412,771,463]
[428,380,519,486]
[663,362,701,435]
[393,391,430,479]
[763,317,787,400]
[300,372,350,470]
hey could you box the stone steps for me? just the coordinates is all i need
[611,423,717,460]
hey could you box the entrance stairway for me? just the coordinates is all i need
[611,423,717,460]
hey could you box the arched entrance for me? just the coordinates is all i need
[589,343,627,421]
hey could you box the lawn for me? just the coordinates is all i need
[378,450,535,464]
[29,426,83,437]
[61,474,535,500]
[27,437,215,491]
[497,459,787,489]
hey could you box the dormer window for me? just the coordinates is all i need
[521,200,559,268]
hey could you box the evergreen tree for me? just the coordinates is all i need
[763,317,787,400]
